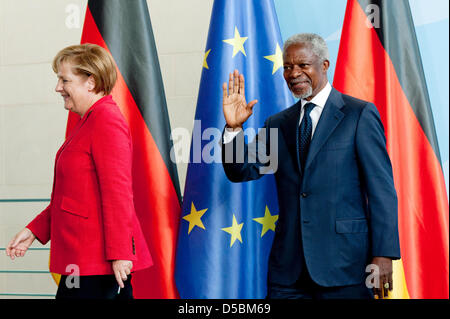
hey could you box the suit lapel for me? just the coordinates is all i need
[55,111,92,161]
[305,89,345,170]
[280,101,302,173]
[55,97,107,162]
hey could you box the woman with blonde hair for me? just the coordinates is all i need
[6,43,152,299]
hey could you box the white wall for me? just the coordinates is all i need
[0,0,212,298]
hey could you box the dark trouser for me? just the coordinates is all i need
[56,274,133,299]
[267,269,373,299]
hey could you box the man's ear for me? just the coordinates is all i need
[323,59,330,72]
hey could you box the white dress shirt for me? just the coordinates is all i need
[223,82,332,143]
[299,81,332,138]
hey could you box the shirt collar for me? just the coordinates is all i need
[300,82,332,109]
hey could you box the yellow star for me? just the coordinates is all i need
[182,202,208,234]
[221,214,244,247]
[253,206,279,237]
[264,43,284,74]
[203,49,211,69]
[223,27,248,57]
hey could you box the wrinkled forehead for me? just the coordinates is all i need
[283,43,318,62]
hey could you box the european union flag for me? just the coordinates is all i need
[175,0,294,298]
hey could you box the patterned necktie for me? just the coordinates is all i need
[299,102,315,171]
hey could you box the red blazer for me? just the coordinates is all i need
[27,95,152,276]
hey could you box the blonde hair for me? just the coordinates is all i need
[52,43,117,95]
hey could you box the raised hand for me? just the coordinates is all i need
[6,228,36,260]
[222,69,258,129]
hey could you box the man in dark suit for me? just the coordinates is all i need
[221,33,400,299]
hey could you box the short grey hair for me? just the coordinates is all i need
[283,33,329,62]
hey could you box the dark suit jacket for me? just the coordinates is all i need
[27,95,152,276]
[222,88,401,287]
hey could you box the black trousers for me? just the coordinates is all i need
[56,274,133,299]
[267,268,373,299]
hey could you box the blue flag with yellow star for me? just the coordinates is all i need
[175,0,294,298]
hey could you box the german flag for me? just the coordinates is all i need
[64,0,181,298]
[333,0,449,299]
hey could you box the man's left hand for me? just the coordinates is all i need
[371,257,393,298]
